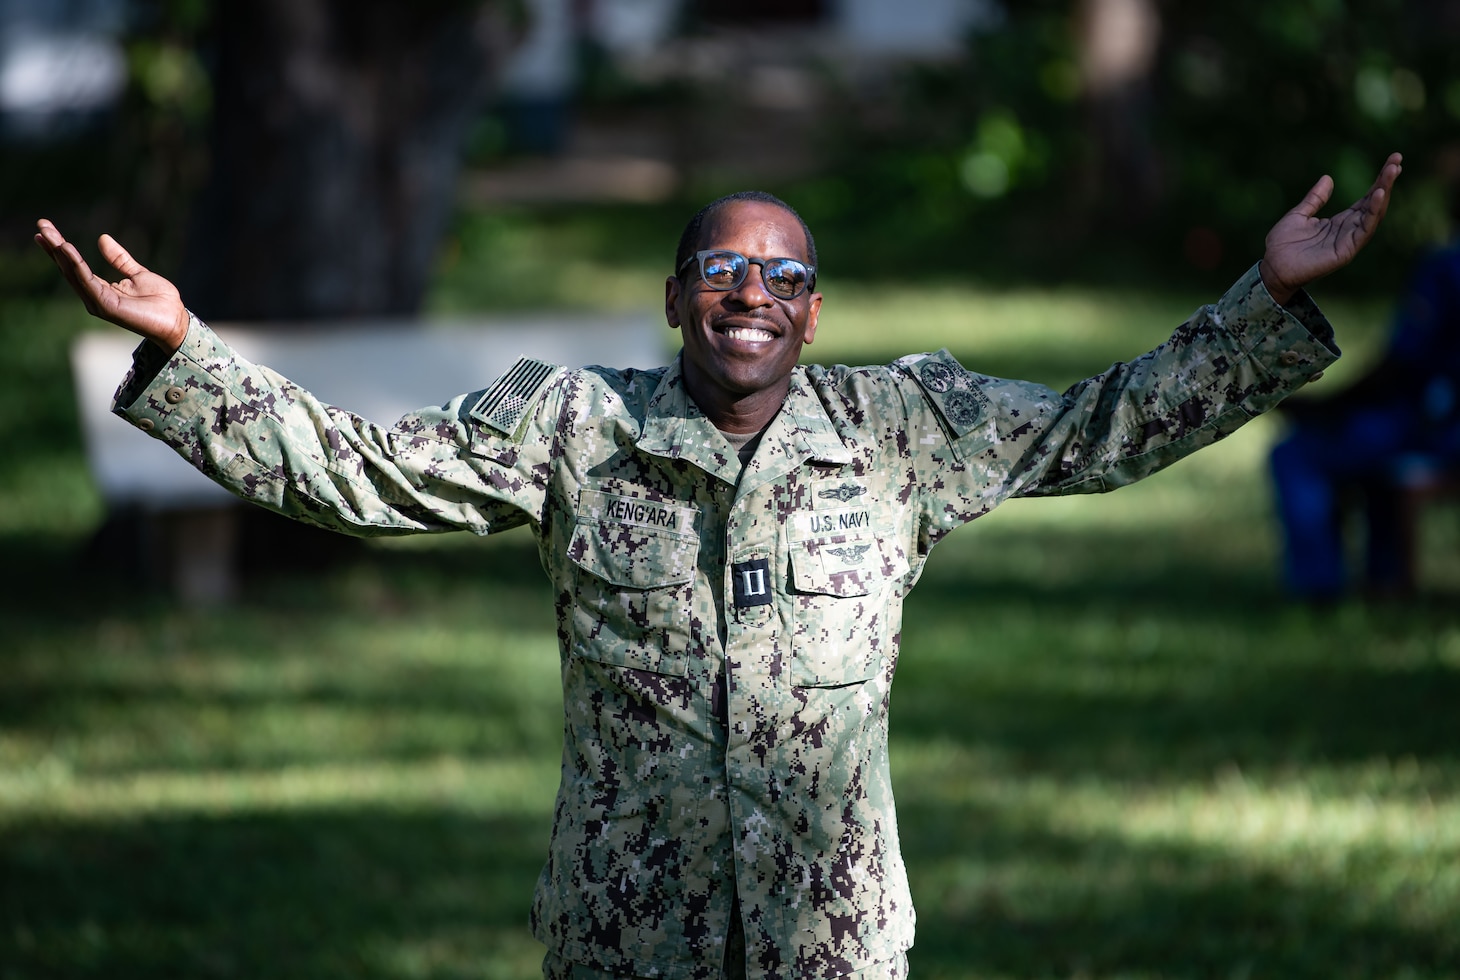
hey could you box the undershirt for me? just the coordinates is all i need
[718,425,767,473]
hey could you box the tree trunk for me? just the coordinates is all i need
[1074,0,1161,228]
[179,0,507,321]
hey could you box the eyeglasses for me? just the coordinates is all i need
[677,250,816,300]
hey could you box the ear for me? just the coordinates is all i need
[802,291,822,345]
[664,275,682,328]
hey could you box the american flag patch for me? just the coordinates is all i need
[469,357,557,436]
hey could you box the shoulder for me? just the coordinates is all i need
[568,363,670,416]
[802,360,916,428]
[896,351,1058,436]
[803,353,1054,436]
[804,360,906,392]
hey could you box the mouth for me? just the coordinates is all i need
[711,317,780,345]
[722,325,775,343]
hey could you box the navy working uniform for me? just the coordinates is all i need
[112,264,1336,979]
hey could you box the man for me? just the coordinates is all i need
[1271,183,1459,599]
[35,152,1401,979]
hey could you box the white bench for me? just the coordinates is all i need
[71,313,668,601]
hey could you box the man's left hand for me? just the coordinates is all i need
[1260,152,1403,306]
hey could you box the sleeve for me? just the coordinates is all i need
[896,262,1341,545]
[111,313,566,537]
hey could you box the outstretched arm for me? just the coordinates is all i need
[35,218,561,539]
[34,218,189,354]
[1260,152,1403,306]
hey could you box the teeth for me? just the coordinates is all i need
[725,327,774,342]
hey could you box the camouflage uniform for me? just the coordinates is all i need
[113,265,1336,979]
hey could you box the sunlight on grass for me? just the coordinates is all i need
[368,928,547,980]
[0,756,558,822]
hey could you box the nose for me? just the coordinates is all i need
[726,260,774,308]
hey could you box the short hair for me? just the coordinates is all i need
[674,190,819,278]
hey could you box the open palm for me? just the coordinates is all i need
[34,219,190,353]
[1261,152,1403,305]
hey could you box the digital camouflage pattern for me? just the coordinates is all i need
[113,264,1337,979]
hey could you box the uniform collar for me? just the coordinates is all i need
[637,353,853,486]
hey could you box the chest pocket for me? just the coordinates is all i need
[567,516,699,677]
[787,533,904,687]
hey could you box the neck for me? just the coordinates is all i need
[684,372,792,434]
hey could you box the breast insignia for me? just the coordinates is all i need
[817,483,867,503]
[824,543,872,564]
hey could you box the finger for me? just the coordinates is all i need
[33,218,69,261]
[62,245,117,312]
[34,217,62,247]
[98,233,148,279]
[1378,151,1403,183]
[1290,175,1334,219]
[1360,153,1403,207]
[32,221,126,318]
[1361,154,1403,204]
[34,220,94,281]
[1351,156,1403,235]
[1363,185,1389,231]
[42,237,94,291]
[61,240,105,288]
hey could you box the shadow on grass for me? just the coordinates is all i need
[0,528,565,777]
[0,808,549,979]
[892,523,1460,780]
[4,524,1457,977]
[893,640,1460,784]
[899,794,1458,978]
[0,791,1451,979]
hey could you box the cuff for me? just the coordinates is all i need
[1218,263,1341,387]
[111,312,238,438]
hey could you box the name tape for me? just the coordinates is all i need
[581,490,696,534]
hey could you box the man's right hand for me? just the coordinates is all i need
[34,219,190,355]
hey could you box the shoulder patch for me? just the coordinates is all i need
[901,348,990,438]
[469,357,559,438]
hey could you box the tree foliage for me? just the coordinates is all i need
[800,0,1460,289]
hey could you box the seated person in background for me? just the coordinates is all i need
[1271,187,1460,600]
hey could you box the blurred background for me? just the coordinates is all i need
[2,1,1459,977]
[5,0,1460,302]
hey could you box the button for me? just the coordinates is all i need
[1307,371,1325,383]
[164,385,186,404]
[1278,351,1301,367]
[138,418,154,432]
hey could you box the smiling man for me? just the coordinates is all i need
[36,156,1401,980]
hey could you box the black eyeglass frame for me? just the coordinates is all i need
[676,250,817,300]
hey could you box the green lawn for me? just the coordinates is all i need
[2,228,1458,978]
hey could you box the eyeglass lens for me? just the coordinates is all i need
[701,251,809,299]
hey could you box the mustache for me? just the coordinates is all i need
[710,310,780,326]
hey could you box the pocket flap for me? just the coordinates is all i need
[569,522,697,589]
[789,536,887,596]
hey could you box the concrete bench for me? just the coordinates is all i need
[71,313,668,601]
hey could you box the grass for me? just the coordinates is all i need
[2,211,1458,978]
